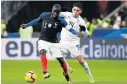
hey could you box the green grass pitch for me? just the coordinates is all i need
[1,59,127,84]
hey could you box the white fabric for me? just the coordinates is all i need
[59,12,89,57]
[60,40,81,57]
[38,40,63,58]
[60,12,89,41]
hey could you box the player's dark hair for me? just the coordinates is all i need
[73,2,82,10]
[52,4,61,11]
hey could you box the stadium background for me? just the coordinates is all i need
[1,1,127,84]
[1,1,125,32]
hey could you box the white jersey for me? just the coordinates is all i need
[59,12,89,41]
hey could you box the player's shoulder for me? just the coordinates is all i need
[40,12,51,17]
[78,15,83,20]
[78,16,85,22]
[58,16,64,21]
[61,12,72,14]
[60,12,72,16]
[58,16,67,25]
[66,12,72,16]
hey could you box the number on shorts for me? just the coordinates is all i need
[76,45,81,50]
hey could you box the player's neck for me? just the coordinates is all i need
[51,14,58,20]
[72,13,79,18]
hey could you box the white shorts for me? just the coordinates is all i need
[60,40,81,58]
[38,40,63,58]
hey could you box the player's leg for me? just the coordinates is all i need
[59,41,73,73]
[50,43,72,83]
[39,49,51,79]
[57,57,72,83]
[75,55,94,83]
[63,57,73,73]
[69,43,94,83]
[38,40,51,79]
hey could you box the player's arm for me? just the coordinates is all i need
[21,13,46,28]
[59,12,70,18]
[56,32,61,42]
[60,19,82,37]
[79,19,90,37]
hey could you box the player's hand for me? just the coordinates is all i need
[77,32,91,38]
[79,25,86,32]
[76,32,84,38]
[21,24,27,29]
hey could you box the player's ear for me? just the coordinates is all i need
[80,10,82,14]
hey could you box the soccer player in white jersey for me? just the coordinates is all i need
[59,2,95,83]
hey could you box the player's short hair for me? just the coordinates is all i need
[73,2,82,10]
[52,4,61,11]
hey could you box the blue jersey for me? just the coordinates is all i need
[26,12,79,43]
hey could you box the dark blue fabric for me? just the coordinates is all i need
[26,12,49,27]
[59,16,68,27]
[56,32,61,41]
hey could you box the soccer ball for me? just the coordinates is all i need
[25,71,37,83]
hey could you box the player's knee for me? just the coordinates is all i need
[57,57,64,65]
[76,55,82,61]
[40,49,47,55]
[76,56,84,64]
[78,59,85,66]
[79,61,84,65]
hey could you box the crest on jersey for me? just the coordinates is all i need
[69,21,74,27]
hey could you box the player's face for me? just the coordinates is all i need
[72,7,82,17]
[52,10,60,18]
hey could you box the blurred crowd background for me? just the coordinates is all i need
[1,1,127,38]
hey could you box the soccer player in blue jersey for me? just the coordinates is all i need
[22,4,82,83]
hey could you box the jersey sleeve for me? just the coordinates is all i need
[26,12,47,27]
[60,19,79,35]
[59,12,71,18]
[60,19,72,30]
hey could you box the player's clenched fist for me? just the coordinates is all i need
[79,25,86,32]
